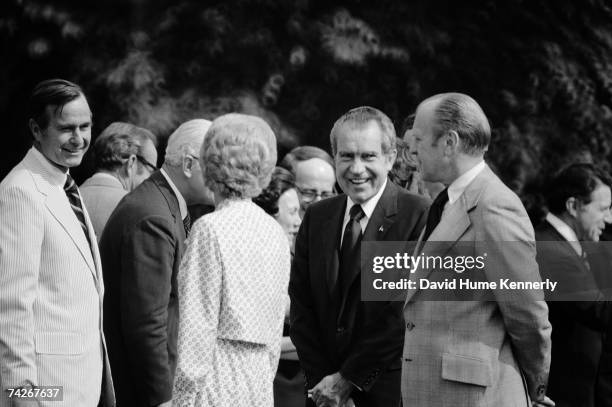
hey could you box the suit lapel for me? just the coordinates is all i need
[405,166,494,305]
[321,199,345,297]
[338,181,398,313]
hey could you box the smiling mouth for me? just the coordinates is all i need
[62,147,84,154]
[349,179,368,185]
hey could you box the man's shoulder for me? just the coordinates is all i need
[396,187,430,212]
[106,178,173,227]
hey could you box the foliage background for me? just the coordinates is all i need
[2,0,612,219]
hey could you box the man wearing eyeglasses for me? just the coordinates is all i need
[80,121,158,239]
[280,145,337,218]
[100,119,214,407]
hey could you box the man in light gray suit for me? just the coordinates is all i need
[80,122,158,239]
[0,79,114,406]
[402,93,552,406]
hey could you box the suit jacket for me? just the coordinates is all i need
[402,165,551,407]
[0,147,114,407]
[535,221,612,407]
[80,172,128,241]
[100,170,186,407]
[289,180,429,406]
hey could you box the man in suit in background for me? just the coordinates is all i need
[100,119,213,407]
[0,79,114,406]
[290,106,429,407]
[80,122,158,239]
[402,92,552,406]
[536,163,612,407]
[280,145,337,218]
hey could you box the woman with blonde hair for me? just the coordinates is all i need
[173,113,291,406]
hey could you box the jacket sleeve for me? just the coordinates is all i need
[172,219,222,403]
[480,198,551,403]
[119,215,177,406]
[0,186,43,399]
[289,208,335,388]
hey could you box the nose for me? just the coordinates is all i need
[349,159,365,174]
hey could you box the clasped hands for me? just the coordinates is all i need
[308,372,355,407]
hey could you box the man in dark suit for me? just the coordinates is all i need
[536,163,612,407]
[289,106,429,407]
[100,119,214,407]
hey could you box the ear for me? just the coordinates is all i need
[182,154,194,178]
[29,118,43,143]
[566,197,579,217]
[445,130,460,154]
[126,155,137,173]
[385,148,397,170]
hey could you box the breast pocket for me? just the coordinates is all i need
[35,332,84,355]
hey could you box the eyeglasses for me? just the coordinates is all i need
[136,155,157,173]
[296,186,335,202]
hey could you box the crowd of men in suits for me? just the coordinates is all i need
[0,78,611,407]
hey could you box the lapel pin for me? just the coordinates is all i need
[379,226,384,232]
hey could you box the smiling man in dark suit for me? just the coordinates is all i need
[289,106,429,407]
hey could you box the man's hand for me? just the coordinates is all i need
[532,395,555,407]
[308,372,354,407]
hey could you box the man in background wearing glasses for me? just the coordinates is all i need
[280,145,337,218]
[80,121,158,240]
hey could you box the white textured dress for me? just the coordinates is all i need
[173,199,291,407]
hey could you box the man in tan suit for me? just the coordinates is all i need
[0,79,114,406]
[402,93,552,406]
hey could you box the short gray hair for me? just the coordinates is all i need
[164,119,211,167]
[423,92,490,155]
[93,122,156,172]
[201,113,277,199]
[329,106,396,156]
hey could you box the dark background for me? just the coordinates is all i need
[2,0,612,219]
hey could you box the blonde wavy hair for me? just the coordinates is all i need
[201,113,277,199]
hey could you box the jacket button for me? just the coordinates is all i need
[406,322,415,331]
[404,357,412,362]
[336,326,345,333]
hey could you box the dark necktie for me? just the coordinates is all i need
[183,213,191,236]
[334,204,366,292]
[64,174,91,246]
[422,187,449,242]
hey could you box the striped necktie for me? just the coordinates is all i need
[183,213,191,236]
[64,174,91,246]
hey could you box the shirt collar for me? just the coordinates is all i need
[160,168,188,220]
[545,212,580,243]
[30,146,68,186]
[346,177,388,220]
[447,160,486,204]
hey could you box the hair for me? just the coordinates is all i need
[399,112,416,137]
[329,106,396,156]
[420,92,490,155]
[93,122,156,172]
[546,163,612,215]
[389,137,419,187]
[252,167,295,215]
[202,113,277,199]
[28,78,86,129]
[279,145,334,174]
[164,119,211,167]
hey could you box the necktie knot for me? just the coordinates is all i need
[64,174,77,193]
[422,188,449,241]
[349,204,365,222]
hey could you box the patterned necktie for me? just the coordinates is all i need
[64,174,91,246]
[334,204,366,292]
[183,213,191,236]
[422,187,449,242]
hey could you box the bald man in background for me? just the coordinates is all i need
[280,146,337,217]
[100,119,214,407]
